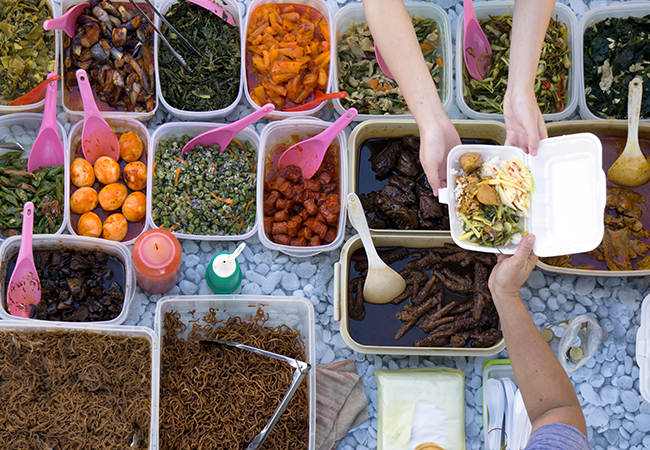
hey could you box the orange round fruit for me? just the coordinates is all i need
[70,157,95,188]
[122,192,146,222]
[98,183,128,211]
[70,187,99,214]
[77,212,103,237]
[119,131,144,162]
[94,156,121,184]
[102,213,128,241]
[123,161,147,191]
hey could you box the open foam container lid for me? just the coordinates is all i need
[637,294,650,404]
[438,133,606,257]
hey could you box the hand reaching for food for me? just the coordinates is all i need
[419,117,462,196]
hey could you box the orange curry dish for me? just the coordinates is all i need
[246,3,330,109]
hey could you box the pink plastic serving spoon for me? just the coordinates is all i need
[277,108,358,179]
[76,69,120,164]
[6,202,41,318]
[43,2,89,38]
[463,0,492,80]
[187,0,236,25]
[181,103,275,157]
[374,42,394,80]
[28,73,65,172]
[283,90,348,112]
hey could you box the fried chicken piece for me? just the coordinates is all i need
[470,329,503,348]
[451,331,472,348]
[412,276,441,306]
[413,335,451,347]
[348,277,365,321]
[419,301,457,333]
[395,296,438,340]
[472,262,490,321]
[432,268,472,295]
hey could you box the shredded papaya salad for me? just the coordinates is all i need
[454,154,534,247]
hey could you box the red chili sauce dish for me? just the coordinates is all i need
[263,138,340,247]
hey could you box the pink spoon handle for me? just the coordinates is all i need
[76,69,102,117]
[463,0,478,27]
[40,73,59,134]
[220,103,275,141]
[15,203,34,265]
[312,108,358,147]
[187,0,236,25]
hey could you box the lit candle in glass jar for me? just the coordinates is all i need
[132,229,181,294]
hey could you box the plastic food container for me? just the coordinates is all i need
[331,2,452,121]
[154,295,315,450]
[637,294,650,404]
[577,3,650,122]
[334,233,506,356]
[536,120,650,277]
[347,118,507,237]
[60,0,159,122]
[258,117,347,257]
[243,0,334,120]
[154,0,244,120]
[438,133,606,257]
[0,234,136,325]
[148,121,260,241]
[455,1,578,122]
[0,113,69,241]
[482,359,516,449]
[68,117,150,245]
[0,321,158,448]
[0,0,60,114]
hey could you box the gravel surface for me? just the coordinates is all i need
[1,1,648,449]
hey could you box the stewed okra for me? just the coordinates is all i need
[152,136,256,236]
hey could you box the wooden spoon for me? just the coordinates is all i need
[607,77,649,187]
[347,193,406,304]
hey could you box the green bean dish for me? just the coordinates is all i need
[152,136,256,236]
[462,13,570,115]
[338,14,442,115]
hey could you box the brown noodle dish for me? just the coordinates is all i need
[0,330,151,449]
[542,186,650,271]
[160,308,309,450]
[348,244,501,348]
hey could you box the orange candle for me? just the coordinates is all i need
[132,229,182,294]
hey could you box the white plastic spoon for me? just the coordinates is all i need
[500,377,517,450]
[347,193,406,304]
[485,378,505,450]
[513,389,532,450]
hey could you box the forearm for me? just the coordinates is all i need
[507,0,555,95]
[493,292,587,436]
[362,0,446,126]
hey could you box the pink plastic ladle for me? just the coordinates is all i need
[43,2,89,38]
[28,72,65,172]
[277,108,358,179]
[463,0,492,80]
[373,42,394,80]
[6,202,41,318]
[181,103,275,157]
[76,69,120,164]
[187,0,236,25]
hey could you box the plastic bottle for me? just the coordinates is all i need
[205,243,245,294]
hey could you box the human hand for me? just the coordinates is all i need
[419,117,462,196]
[503,87,547,156]
[488,234,538,300]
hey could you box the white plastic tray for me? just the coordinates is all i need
[637,294,650,404]
[257,117,348,257]
[154,295,315,450]
[148,121,260,241]
[331,2,452,121]
[455,1,578,122]
[243,0,334,120]
[0,113,69,241]
[154,0,244,120]
[0,234,136,326]
[577,3,650,122]
[438,133,606,257]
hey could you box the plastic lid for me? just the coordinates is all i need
[213,254,237,278]
[638,294,650,403]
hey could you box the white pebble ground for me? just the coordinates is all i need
[1,0,646,449]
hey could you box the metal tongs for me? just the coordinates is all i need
[201,339,311,450]
[127,0,191,69]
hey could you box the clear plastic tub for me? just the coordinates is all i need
[637,294,650,404]
[68,117,151,245]
[154,295,315,450]
[0,321,158,449]
[332,2,452,121]
[455,1,578,122]
[60,0,159,122]
[0,113,69,241]
[438,134,606,257]
[0,0,60,114]
[482,359,515,449]
[0,234,136,326]
[334,233,507,356]
[257,117,347,257]
[154,0,244,120]
[577,3,650,122]
[148,121,260,241]
[243,0,334,121]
